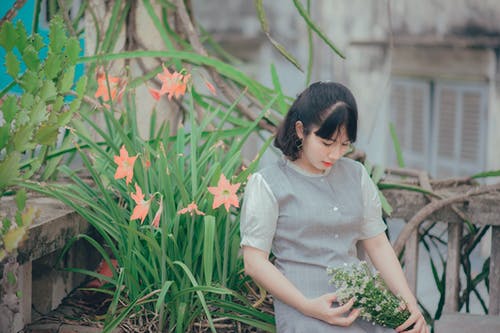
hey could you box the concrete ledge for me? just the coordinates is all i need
[434,313,500,333]
[0,195,98,333]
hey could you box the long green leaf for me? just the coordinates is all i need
[291,0,345,59]
[203,216,216,285]
[254,0,303,71]
[389,122,405,168]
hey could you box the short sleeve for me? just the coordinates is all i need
[240,173,278,253]
[359,165,387,239]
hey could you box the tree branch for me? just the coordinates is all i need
[173,0,276,133]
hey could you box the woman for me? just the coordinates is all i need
[240,81,428,332]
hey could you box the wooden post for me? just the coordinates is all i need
[489,226,500,315]
[404,229,419,294]
[444,222,462,313]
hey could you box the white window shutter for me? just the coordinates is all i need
[389,79,430,170]
[431,83,487,177]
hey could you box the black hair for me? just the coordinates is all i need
[274,81,358,160]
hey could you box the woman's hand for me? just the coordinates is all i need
[395,303,429,333]
[300,293,360,327]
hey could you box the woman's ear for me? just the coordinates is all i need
[295,121,304,139]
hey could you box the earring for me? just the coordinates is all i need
[296,138,303,151]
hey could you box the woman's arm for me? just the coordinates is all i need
[361,233,429,333]
[243,245,360,326]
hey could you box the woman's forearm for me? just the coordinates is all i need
[361,233,417,307]
[243,246,310,313]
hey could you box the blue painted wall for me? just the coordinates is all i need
[0,0,84,93]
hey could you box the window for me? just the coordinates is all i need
[388,78,488,178]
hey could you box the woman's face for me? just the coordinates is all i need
[294,122,351,174]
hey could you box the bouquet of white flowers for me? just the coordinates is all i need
[327,261,411,328]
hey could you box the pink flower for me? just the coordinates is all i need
[207,174,241,212]
[151,198,163,228]
[95,71,127,103]
[130,184,151,223]
[157,65,190,100]
[148,87,162,101]
[205,80,216,96]
[114,145,137,185]
[177,202,205,216]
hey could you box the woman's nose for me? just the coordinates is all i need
[328,145,342,160]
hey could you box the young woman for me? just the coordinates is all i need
[240,82,428,333]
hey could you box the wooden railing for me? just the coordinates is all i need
[381,169,500,333]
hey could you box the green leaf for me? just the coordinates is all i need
[154,280,174,313]
[18,70,41,92]
[1,218,11,234]
[15,188,27,211]
[0,152,21,190]
[66,100,80,121]
[2,95,17,123]
[40,80,57,102]
[30,34,44,51]
[65,38,80,65]
[34,124,59,145]
[49,16,66,53]
[44,53,62,80]
[292,0,345,59]
[58,67,75,92]
[74,75,87,97]
[29,99,48,125]
[203,215,216,285]
[12,125,34,151]
[0,21,18,51]
[378,190,393,216]
[0,126,9,150]
[255,0,303,71]
[48,96,65,123]
[20,93,34,111]
[254,0,269,32]
[371,164,385,184]
[21,45,40,71]
[57,110,74,127]
[7,271,16,285]
[15,110,30,127]
[15,21,28,51]
[471,169,500,179]
[389,122,405,168]
[270,64,288,115]
[5,51,20,78]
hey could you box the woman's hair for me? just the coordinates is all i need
[274,81,358,160]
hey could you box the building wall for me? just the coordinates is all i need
[194,0,500,175]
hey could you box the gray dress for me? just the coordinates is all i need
[240,157,394,333]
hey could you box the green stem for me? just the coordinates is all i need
[222,213,230,288]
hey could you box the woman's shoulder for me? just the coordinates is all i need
[254,159,287,179]
[335,157,364,174]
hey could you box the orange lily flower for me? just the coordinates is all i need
[205,80,217,96]
[95,72,127,103]
[157,65,190,100]
[130,184,151,223]
[114,145,138,185]
[151,197,163,228]
[207,174,241,212]
[148,87,162,101]
[86,259,119,288]
[177,202,205,216]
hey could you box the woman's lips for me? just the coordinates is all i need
[322,161,333,167]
